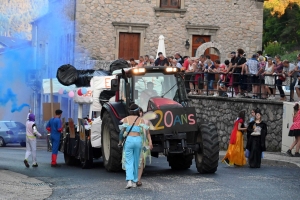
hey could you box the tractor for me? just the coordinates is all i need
[100,66,219,173]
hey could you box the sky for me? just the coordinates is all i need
[0,0,75,121]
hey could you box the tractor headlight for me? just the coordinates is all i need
[166,67,178,72]
[133,68,146,74]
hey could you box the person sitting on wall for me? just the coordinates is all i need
[140,82,158,111]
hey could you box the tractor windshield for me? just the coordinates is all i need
[132,73,178,111]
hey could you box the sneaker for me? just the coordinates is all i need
[286,149,294,157]
[213,93,219,97]
[294,152,300,157]
[223,159,231,166]
[132,182,137,188]
[32,163,38,167]
[24,159,29,168]
[125,181,133,189]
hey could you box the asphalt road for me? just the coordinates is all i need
[0,140,300,200]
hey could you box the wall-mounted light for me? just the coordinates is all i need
[185,39,190,49]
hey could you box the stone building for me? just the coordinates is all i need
[74,0,265,62]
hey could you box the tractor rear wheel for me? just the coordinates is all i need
[195,123,219,173]
[101,112,122,172]
[64,153,76,166]
[167,154,193,170]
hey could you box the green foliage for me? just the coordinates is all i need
[263,3,300,52]
[281,51,300,63]
[264,42,284,56]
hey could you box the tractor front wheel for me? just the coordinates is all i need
[195,123,219,173]
[101,112,122,172]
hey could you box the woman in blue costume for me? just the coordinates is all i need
[118,104,152,189]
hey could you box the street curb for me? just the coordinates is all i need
[218,154,300,168]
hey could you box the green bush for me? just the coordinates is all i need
[281,51,299,64]
[264,42,284,57]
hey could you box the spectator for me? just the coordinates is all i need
[137,56,145,67]
[181,56,190,71]
[257,56,267,99]
[206,59,217,95]
[144,55,150,66]
[283,60,298,101]
[263,57,276,100]
[130,58,138,67]
[155,52,169,66]
[149,56,155,66]
[226,52,239,97]
[185,58,197,95]
[172,59,182,69]
[286,103,300,157]
[274,55,286,101]
[214,62,227,97]
[199,55,208,92]
[245,54,260,99]
[234,49,247,97]
[194,57,203,95]
[167,56,174,66]
[174,52,184,65]
[295,54,300,98]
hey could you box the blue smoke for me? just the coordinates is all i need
[0,88,29,113]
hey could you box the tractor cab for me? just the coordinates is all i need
[111,66,188,112]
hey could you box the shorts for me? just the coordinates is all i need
[251,75,260,85]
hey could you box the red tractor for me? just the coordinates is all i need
[100,66,219,173]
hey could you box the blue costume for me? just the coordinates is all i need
[46,117,62,165]
[119,118,149,183]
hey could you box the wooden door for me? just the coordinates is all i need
[192,35,210,57]
[119,33,140,60]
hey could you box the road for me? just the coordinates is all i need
[0,139,300,200]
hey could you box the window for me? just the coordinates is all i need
[160,0,180,9]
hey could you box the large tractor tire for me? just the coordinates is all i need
[167,154,193,170]
[101,112,122,172]
[195,123,219,173]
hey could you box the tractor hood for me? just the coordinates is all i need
[148,97,182,110]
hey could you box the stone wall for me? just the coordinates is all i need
[189,96,283,151]
[75,0,263,61]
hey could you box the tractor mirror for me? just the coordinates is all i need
[110,79,119,91]
[134,90,138,99]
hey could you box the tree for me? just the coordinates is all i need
[264,0,300,16]
[263,2,300,51]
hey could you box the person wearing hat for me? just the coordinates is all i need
[246,108,268,168]
[24,113,42,168]
[46,109,63,167]
[118,104,150,189]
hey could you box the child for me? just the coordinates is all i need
[24,114,42,168]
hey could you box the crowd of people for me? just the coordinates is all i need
[130,50,300,101]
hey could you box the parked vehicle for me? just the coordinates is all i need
[0,121,26,147]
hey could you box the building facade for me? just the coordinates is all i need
[74,0,264,62]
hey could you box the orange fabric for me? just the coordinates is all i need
[230,118,243,144]
[222,130,246,166]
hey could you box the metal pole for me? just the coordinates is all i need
[50,78,54,117]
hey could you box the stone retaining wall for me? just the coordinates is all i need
[189,96,283,151]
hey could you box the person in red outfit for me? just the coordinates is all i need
[46,110,63,167]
